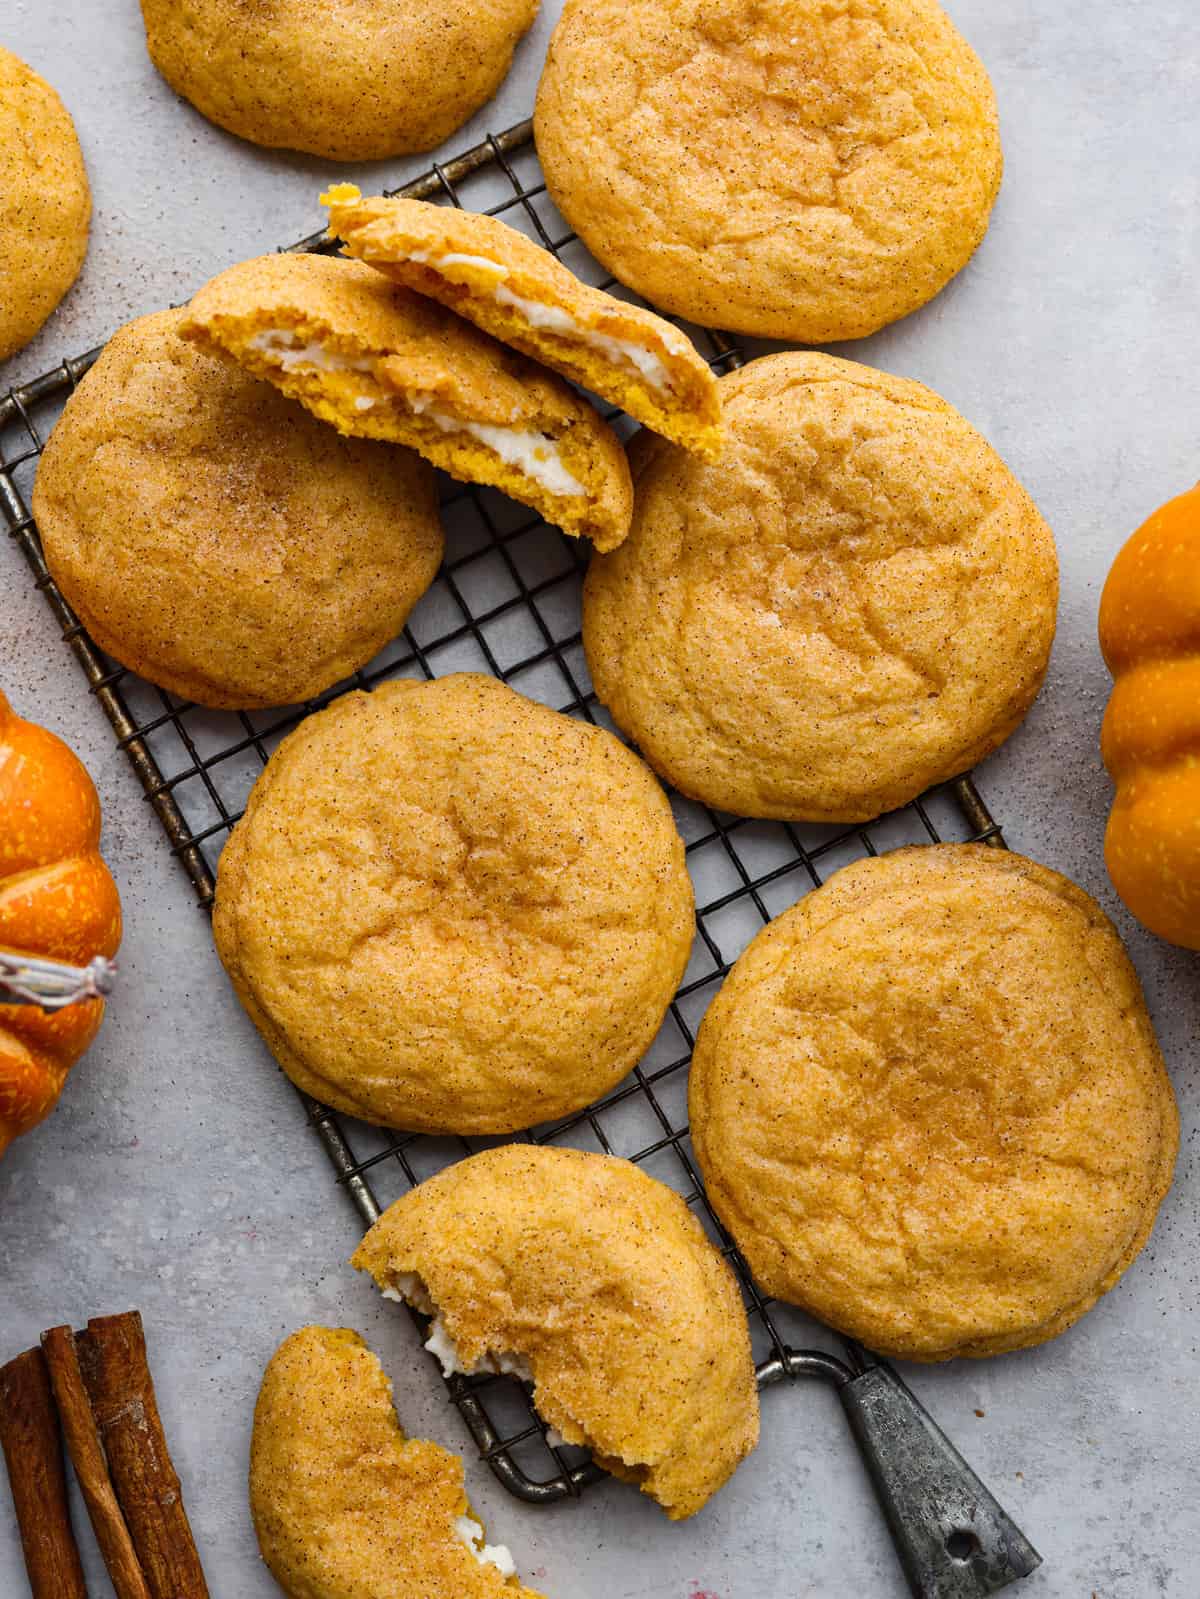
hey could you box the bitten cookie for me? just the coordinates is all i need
[324,185,723,457]
[535,0,1002,342]
[32,308,441,709]
[354,1145,760,1518]
[691,845,1179,1362]
[140,0,537,161]
[252,1326,545,1598]
[212,675,694,1132]
[583,353,1058,822]
[0,46,90,362]
[183,252,633,551]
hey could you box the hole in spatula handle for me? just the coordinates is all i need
[837,1361,1040,1598]
[946,1530,984,1562]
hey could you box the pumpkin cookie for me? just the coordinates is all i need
[140,0,537,161]
[183,253,632,551]
[323,186,723,457]
[354,1145,759,1518]
[691,845,1179,1362]
[252,1326,545,1599]
[535,0,1002,342]
[583,352,1058,822]
[33,308,441,710]
[0,46,90,362]
[212,675,693,1132]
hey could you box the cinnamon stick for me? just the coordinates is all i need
[41,1324,151,1599]
[77,1313,209,1599]
[0,1347,88,1599]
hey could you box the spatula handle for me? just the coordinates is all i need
[758,1348,1040,1597]
[837,1359,1041,1598]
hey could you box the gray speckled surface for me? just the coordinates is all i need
[2,2,1198,1595]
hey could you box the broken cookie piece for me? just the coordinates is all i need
[322,185,723,459]
[181,252,633,551]
[251,1325,545,1598]
[353,1144,760,1520]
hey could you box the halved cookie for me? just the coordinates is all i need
[252,1326,546,1598]
[353,1144,760,1519]
[323,185,723,458]
[182,253,633,551]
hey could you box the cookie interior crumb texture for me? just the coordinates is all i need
[323,185,724,458]
[139,0,539,161]
[583,351,1058,822]
[353,1145,760,1518]
[0,44,90,362]
[212,675,694,1133]
[690,844,1179,1361]
[183,251,633,552]
[31,307,442,709]
[251,1325,547,1598]
[535,0,1002,341]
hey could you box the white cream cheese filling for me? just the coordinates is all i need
[422,1316,534,1384]
[408,247,511,283]
[423,1317,463,1378]
[454,1515,517,1579]
[492,284,679,393]
[406,394,585,498]
[248,328,374,373]
[250,328,586,498]
[382,1278,535,1384]
[380,1271,435,1313]
[433,413,585,498]
[406,249,688,396]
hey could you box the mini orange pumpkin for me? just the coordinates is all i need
[1099,483,1200,949]
[0,689,122,1155]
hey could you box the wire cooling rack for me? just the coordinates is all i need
[2,119,1007,1505]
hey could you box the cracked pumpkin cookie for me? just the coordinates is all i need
[535,0,1002,342]
[354,1145,759,1518]
[0,46,90,362]
[691,845,1179,1361]
[140,0,537,161]
[252,1326,545,1598]
[323,185,723,458]
[212,675,693,1132]
[583,352,1058,822]
[32,307,441,709]
[183,252,632,551]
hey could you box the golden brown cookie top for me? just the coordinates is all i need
[32,307,441,709]
[140,0,538,161]
[691,845,1179,1361]
[323,186,723,457]
[183,252,633,551]
[535,0,1002,341]
[583,351,1058,821]
[251,1326,546,1599]
[212,674,694,1133]
[354,1144,760,1518]
[0,45,90,362]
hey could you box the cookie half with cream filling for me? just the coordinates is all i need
[323,185,723,458]
[182,252,633,551]
[353,1144,760,1520]
[251,1326,546,1599]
